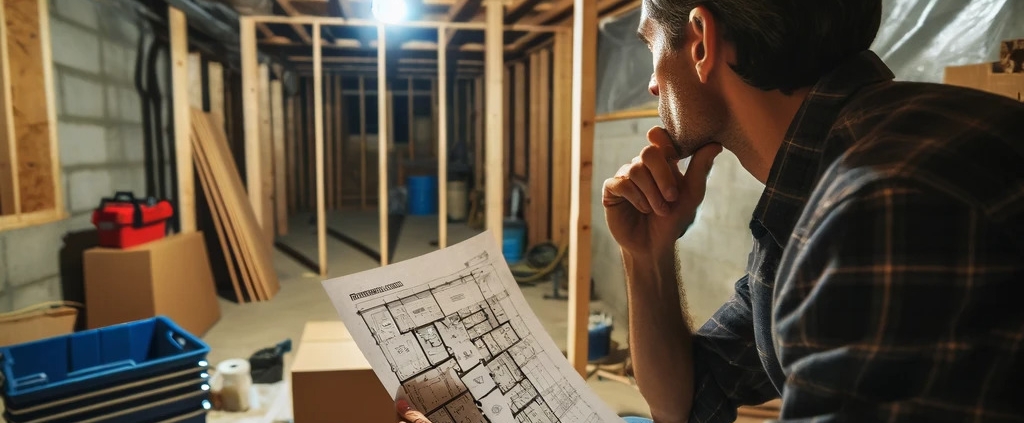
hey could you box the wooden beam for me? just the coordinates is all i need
[276,0,315,44]
[431,77,439,158]
[272,80,288,236]
[170,6,195,233]
[447,0,483,23]
[38,0,62,216]
[259,64,275,242]
[473,77,483,190]
[502,66,511,207]
[512,62,526,179]
[408,77,415,159]
[241,17,264,231]
[536,48,551,240]
[437,28,449,249]
[314,23,328,276]
[334,75,344,210]
[485,0,504,242]
[505,0,545,23]
[287,96,298,213]
[325,73,334,211]
[256,22,277,39]
[550,31,571,246]
[208,62,225,128]
[377,24,389,266]
[567,0,597,377]
[359,75,368,210]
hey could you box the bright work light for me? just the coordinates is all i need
[371,0,408,23]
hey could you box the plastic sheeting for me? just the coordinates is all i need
[595,0,1024,115]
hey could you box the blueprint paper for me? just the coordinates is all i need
[321,232,624,423]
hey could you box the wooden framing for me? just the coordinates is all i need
[272,80,288,236]
[258,64,275,242]
[550,31,572,246]
[437,28,449,249]
[248,15,561,33]
[325,74,334,211]
[473,77,483,192]
[502,66,511,209]
[240,17,264,232]
[484,0,505,242]
[377,24,389,266]
[407,76,415,159]
[567,0,598,376]
[170,6,194,233]
[333,75,344,211]
[528,49,551,245]
[513,62,526,179]
[359,75,368,210]
[314,23,328,276]
[0,0,64,229]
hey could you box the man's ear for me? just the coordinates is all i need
[689,6,717,83]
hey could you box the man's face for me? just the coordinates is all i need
[637,9,728,158]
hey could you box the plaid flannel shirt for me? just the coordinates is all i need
[689,50,1024,422]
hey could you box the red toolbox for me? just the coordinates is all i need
[91,192,174,249]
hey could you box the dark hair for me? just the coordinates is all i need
[643,0,882,94]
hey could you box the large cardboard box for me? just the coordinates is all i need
[83,231,220,336]
[944,63,1024,101]
[291,321,393,423]
[0,306,77,347]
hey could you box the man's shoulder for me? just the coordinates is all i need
[816,80,1024,216]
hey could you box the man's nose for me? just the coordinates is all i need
[648,74,659,97]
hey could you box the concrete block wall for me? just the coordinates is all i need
[590,118,765,328]
[0,0,157,312]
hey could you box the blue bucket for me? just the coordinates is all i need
[588,322,612,361]
[502,220,526,263]
[407,175,438,215]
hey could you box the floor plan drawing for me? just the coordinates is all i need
[323,232,623,423]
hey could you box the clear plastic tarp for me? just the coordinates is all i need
[595,0,1024,115]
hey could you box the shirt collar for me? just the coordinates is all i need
[750,50,896,247]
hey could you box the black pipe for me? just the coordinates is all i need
[135,28,156,197]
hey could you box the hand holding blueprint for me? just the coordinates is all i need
[322,232,624,422]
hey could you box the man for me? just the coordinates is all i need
[398,0,1024,421]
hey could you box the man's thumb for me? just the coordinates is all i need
[684,142,723,193]
[397,398,430,423]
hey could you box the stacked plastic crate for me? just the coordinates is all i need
[0,316,211,423]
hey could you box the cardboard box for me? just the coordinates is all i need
[291,321,393,423]
[944,63,1024,101]
[0,306,77,347]
[83,231,220,336]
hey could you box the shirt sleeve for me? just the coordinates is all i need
[689,275,783,423]
[771,177,1024,421]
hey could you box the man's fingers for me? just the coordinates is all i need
[627,159,671,216]
[682,142,723,194]
[396,399,432,423]
[603,177,653,214]
[639,145,679,204]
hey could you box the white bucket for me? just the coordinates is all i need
[447,180,468,221]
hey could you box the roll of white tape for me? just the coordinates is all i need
[216,358,252,412]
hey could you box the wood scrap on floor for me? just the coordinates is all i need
[191,108,280,302]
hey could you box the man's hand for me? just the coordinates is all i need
[602,127,722,258]
[396,398,431,423]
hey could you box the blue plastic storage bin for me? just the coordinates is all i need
[0,316,209,410]
[4,365,209,422]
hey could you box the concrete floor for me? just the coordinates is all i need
[202,211,651,421]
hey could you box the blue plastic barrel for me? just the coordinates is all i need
[588,322,612,361]
[407,175,438,215]
[502,220,526,263]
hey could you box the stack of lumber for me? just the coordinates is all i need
[191,109,279,302]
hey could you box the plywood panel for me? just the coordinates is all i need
[0,0,18,215]
[240,17,263,229]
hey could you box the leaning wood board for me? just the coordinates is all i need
[191,109,280,301]
[194,111,277,300]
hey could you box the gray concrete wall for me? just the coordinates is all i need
[0,0,158,312]
[591,117,764,328]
